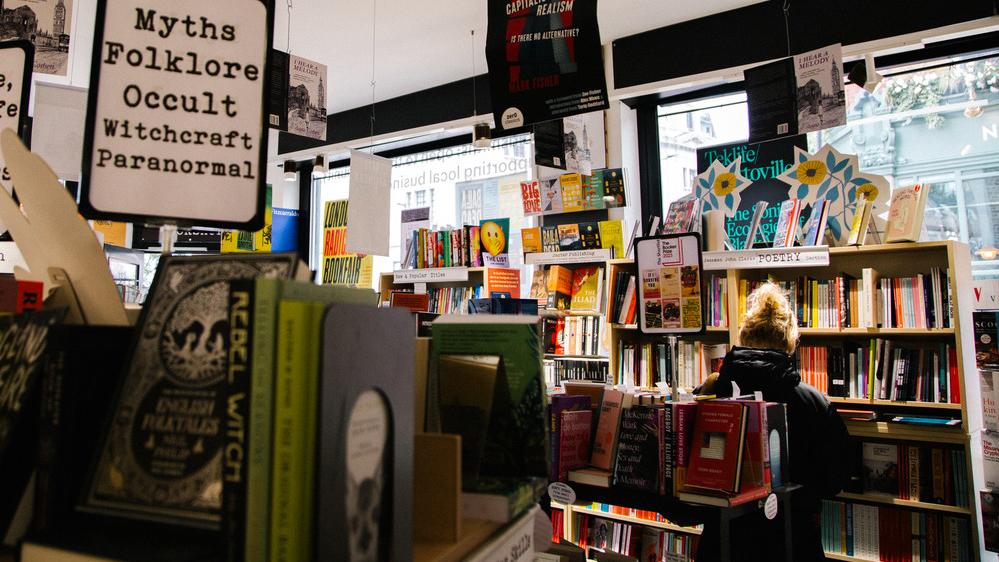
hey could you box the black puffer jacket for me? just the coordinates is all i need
[696,346,850,562]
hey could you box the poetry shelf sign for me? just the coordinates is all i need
[486,0,608,130]
[79,0,273,230]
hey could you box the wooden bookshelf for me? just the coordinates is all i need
[572,505,703,535]
[378,267,488,303]
[824,552,866,562]
[597,241,983,559]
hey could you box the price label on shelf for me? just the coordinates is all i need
[393,267,469,284]
[524,249,612,266]
[547,482,577,505]
[702,246,830,271]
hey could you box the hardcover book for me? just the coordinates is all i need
[579,222,602,250]
[558,410,593,482]
[438,355,501,487]
[685,401,748,494]
[803,199,829,247]
[520,181,543,216]
[613,407,659,492]
[546,265,574,311]
[591,389,628,471]
[771,199,801,248]
[560,173,585,213]
[570,266,603,313]
[744,201,769,249]
[428,316,549,480]
[550,394,591,483]
[581,174,605,210]
[529,269,549,304]
[540,177,564,214]
[862,442,899,495]
[85,254,299,526]
[541,226,561,253]
[598,220,624,259]
[886,184,930,243]
[521,227,543,254]
[601,168,627,208]
[663,200,696,235]
[847,199,873,246]
[558,224,582,251]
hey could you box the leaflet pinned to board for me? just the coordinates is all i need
[635,233,705,335]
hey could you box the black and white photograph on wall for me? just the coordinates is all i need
[287,54,327,140]
[0,0,71,76]
[794,43,846,133]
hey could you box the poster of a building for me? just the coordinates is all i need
[0,0,71,76]
[794,44,846,133]
[287,54,327,140]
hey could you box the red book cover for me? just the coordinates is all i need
[16,280,44,312]
[738,401,770,492]
[948,346,960,404]
[558,409,593,481]
[388,291,430,313]
[685,401,748,493]
[591,389,626,471]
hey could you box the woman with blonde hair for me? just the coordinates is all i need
[696,282,849,562]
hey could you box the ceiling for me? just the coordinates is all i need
[275,0,765,115]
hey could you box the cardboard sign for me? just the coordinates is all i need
[486,0,608,130]
[635,233,705,335]
[0,41,32,195]
[79,0,273,230]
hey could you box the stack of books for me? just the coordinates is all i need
[858,441,969,507]
[616,342,727,391]
[544,316,605,357]
[404,225,482,269]
[821,500,970,561]
[537,265,605,313]
[544,359,609,388]
[570,514,698,561]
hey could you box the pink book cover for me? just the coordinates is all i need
[591,389,625,470]
[558,409,593,481]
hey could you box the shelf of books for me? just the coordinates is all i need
[561,240,982,561]
[550,501,702,560]
[724,240,982,561]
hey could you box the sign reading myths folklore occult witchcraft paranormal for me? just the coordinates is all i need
[486,0,608,130]
[79,0,273,230]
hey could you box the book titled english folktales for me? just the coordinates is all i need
[550,395,591,482]
[591,389,628,471]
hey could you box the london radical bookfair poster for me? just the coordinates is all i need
[486,0,608,130]
[696,135,806,249]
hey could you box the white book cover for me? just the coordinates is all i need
[885,184,930,243]
[794,44,847,133]
[984,431,999,489]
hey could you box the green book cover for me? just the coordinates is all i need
[429,316,549,481]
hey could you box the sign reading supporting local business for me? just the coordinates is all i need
[79,0,273,230]
[486,0,608,130]
[635,234,705,336]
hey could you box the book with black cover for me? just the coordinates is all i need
[745,57,797,142]
[317,304,414,562]
[0,310,62,543]
[613,407,659,493]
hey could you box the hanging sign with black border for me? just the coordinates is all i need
[635,233,705,336]
[0,40,34,191]
[486,0,608,130]
[79,0,274,230]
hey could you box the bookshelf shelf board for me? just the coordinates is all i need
[541,309,604,318]
[706,326,729,333]
[824,552,866,562]
[836,492,972,516]
[572,506,703,535]
[844,421,967,444]
[610,323,638,331]
[545,354,609,361]
[525,249,613,265]
[608,258,636,266]
[829,398,963,411]
[796,327,955,337]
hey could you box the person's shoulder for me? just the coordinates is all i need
[788,381,832,413]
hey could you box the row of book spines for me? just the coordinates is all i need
[571,514,698,559]
[706,275,728,328]
[820,500,971,562]
[584,503,698,528]
[874,444,969,508]
[524,220,624,255]
[408,225,481,269]
[737,269,952,330]
[544,315,604,357]
[544,360,609,386]
[609,270,637,325]
[424,285,483,314]
[615,342,727,392]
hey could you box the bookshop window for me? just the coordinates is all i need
[311,133,535,275]
[658,55,999,278]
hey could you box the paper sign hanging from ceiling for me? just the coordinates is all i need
[486,0,608,130]
[345,149,392,257]
[0,41,32,237]
[79,0,273,230]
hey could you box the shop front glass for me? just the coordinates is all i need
[659,55,999,278]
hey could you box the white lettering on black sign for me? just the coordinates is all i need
[81,1,271,229]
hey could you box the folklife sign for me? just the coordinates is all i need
[80,0,273,230]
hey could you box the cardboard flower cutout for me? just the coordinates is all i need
[778,144,890,245]
[693,157,750,217]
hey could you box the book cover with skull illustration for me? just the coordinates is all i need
[84,254,298,525]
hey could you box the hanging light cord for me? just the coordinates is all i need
[369,0,378,143]
[782,0,791,57]
[471,29,478,117]
[286,0,292,53]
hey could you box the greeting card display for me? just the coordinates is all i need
[635,233,704,335]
